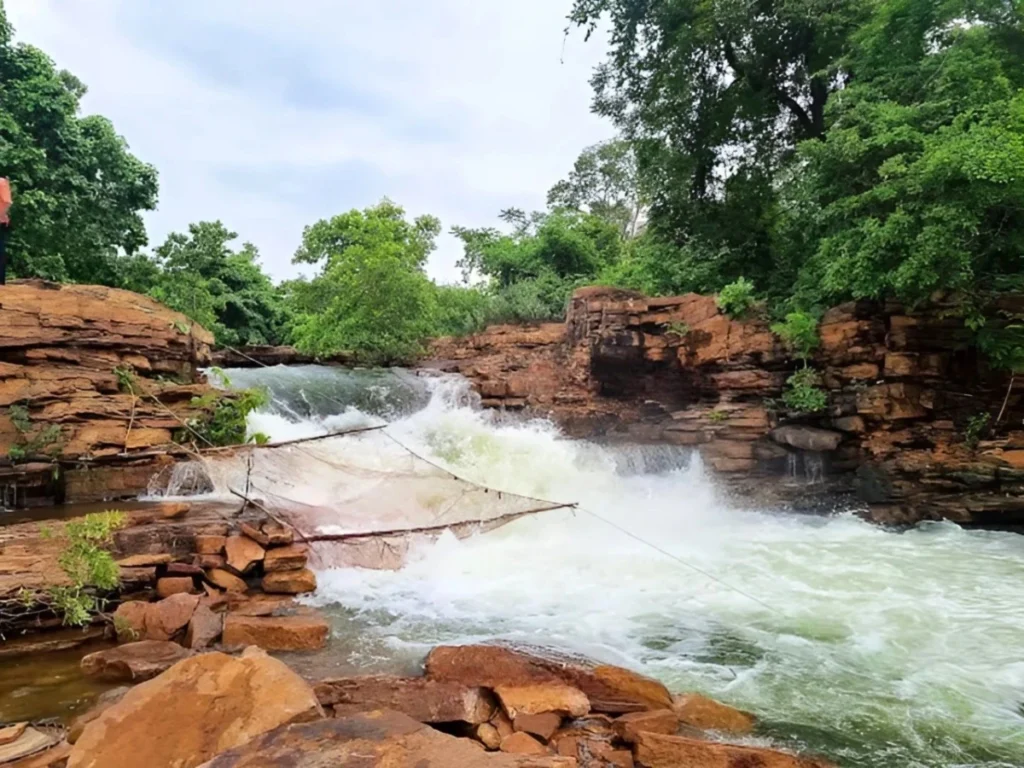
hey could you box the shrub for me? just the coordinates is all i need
[781,368,828,414]
[716,278,756,318]
[6,403,63,462]
[964,412,991,449]
[771,312,820,362]
[182,388,269,447]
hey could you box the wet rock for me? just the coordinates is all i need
[80,640,193,682]
[224,535,265,574]
[315,675,494,724]
[68,687,130,743]
[770,425,843,452]
[613,709,679,742]
[263,543,309,572]
[513,712,563,741]
[671,693,756,734]
[633,732,834,768]
[184,603,223,650]
[155,576,195,598]
[500,731,550,756]
[221,614,328,651]
[496,683,590,718]
[144,593,199,641]
[426,644,672,713]
[261,567,317,594]
[69,647,323,768]
[206,568,247,593]
[199,709,573,767]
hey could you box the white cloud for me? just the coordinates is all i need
[5,0,611,282]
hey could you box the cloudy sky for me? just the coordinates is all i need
[5,0,612,283]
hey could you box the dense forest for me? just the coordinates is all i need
[2,0,1023,365]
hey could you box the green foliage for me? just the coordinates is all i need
[977,324,1024,373]
[771,312,820,361]
[664,321,690,337]
[781,368,829,414]
[964,412,992,450]
[5,403,62,461]
[707,410,728,423]
[0,6,158,283]
[289,200,441,364]
[183,388,269,447]
[716,278,756,318]
[46,511,126,626]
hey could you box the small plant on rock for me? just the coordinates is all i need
[181,388,270,447]
[663,321,691,338]
[6,403,64,462]
[781,368,828,414]
[964,412,991,450]
[707,409,728,423]
[716,278,756,318]
[771,311,820,362]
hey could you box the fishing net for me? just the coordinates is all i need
[150,427,571,569]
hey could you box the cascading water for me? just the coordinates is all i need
[213,365,1022,768]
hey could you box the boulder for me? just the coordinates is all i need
[632,732,834,768]
[671,693,756,734]
[770,425,843,452]
[496,683,590,718]
[224,534,265,574]
[112,600,147,642]
[158,502,191,519]
[263,543,309,572]
[613,709,679,742]
[513,712,562,741]
[426,644,672,713]
[155,576,195,598]
[143,593,200,641]
[69,647,324,768]
[261,567,317,594]
[198,709,574,767]
[184,603,223,650]
[476,722,502,750]
[314,675,494,724]
[80,641,193,682]
[194,534,225,555]
[206,568,248,593]
[68,687,129,743]
[500,731,549,755]
[221,614,328,652]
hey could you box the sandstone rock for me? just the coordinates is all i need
[261,567,317,594]
[315,675,494,724]
[144,593,199,641]
[5,740,71,767]
[69,647,323,768]
[0,728,59,764]
[613,709,679,742]
[194,535,225,555]
[80,641,193,682]
[240,520,295,547]
[155,576,195,598]
[184,603,223,650]
[476,722,502,750]
[199,709,573,767]
[263,543,309,572]
[224,534,265,574]
[426,644,672,713]
[0,722,27,745]
[221,613,328,651]
[116,553,172,568]
[513,712,563,741]
[68,687,129,743]
[833,415,866,433]
[193,553,226,570]
[770,425,843,452]
[633,732,833,768]
[206,568,248,593]
[586,741,634,768]
[496,684,590,718]
[158,502,191,519]
[671,693,756,734]
[166,562,204,576]
[500,731,550,756]
[492,709,515,740]
[119,566,157,589]
[112,600,148,642]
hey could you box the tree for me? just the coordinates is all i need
[289,200,442,364]
[149,222,289,347]
[0,3,158,283]
[548,139,646,236]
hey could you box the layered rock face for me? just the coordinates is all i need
[428,287,1024,526]
[0,281,218,505]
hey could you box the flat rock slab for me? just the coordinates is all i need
[69,647,323,768]
[426,644,672,714]
[263,544,309,572]
[496,683,590,718]
[314,675,495,724]
[261,568,317,594]
[225,535,265,574]
[633,732,835,768]
[221,614,328,652]
[671,693,756,734]
[198,709,576,767]
[80,640,193,682]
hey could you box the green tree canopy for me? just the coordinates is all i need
[0,3,158,283]
[289,200,442,363]
[547,139,646,236]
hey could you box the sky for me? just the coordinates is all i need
[5,0,612,283]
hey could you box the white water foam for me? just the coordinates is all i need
[228,369,1023,767]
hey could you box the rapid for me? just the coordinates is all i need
[215,365,1024,768]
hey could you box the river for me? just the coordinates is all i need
[210,364,1024,768]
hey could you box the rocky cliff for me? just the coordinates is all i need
[0,281,221,506]
[428,287,1024,527]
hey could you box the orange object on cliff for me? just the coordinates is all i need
[0,177,11,225]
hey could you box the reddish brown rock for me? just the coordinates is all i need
[492,709,515,740]
[69,647,323,768]
[116,553,173,568]
[500,731,550,756]
[184,603,223,650]
[476,722,502,750]
[425,645,671,713]
[155,576,195,598]
[671,694,756,734]
[0,722,27,745]
[193,553,226,570]
[513,712,563,741]
[613,709,679,742]
[633,732,833,768]
[158,502,191,519]
[263,543,309,572]
[68,687,129,744]
[206,568,248,593]
[496,684,590,718]
[261,567,317,594]
[315,675,495,724]
[224,534,265,574]
[194,535,226,555]
[144,593,199,641]
[80,641,193,682]
[112,600,148,642]
[221,614,328,651]
[199,709,574,767]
